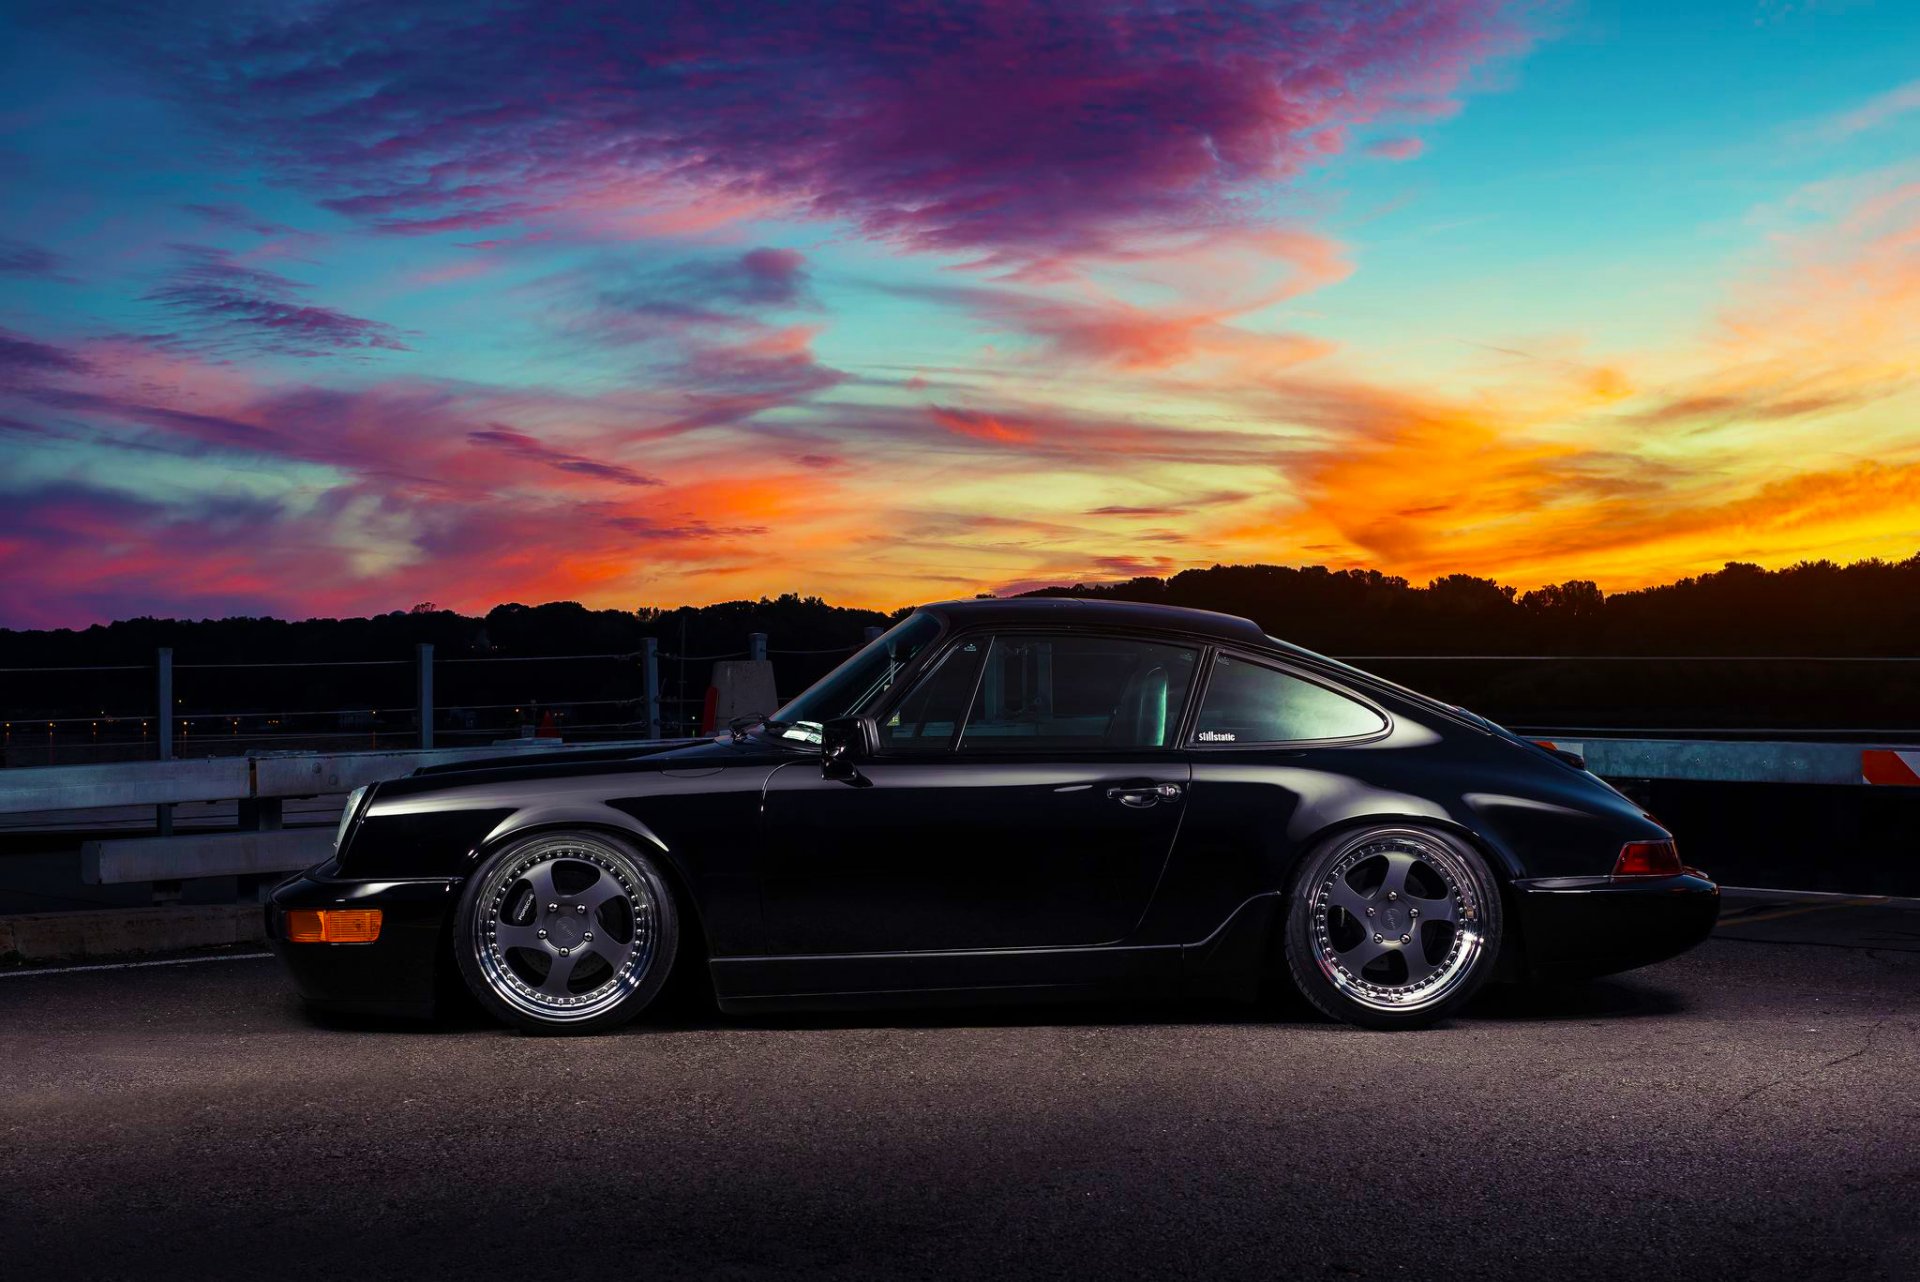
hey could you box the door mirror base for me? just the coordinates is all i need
[821,716,879,780]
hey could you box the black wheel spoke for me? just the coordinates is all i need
[1338,933,1392,969]
[494,923,545,954]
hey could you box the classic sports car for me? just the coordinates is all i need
[269,598,1718,1032]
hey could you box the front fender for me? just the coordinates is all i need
[478,804,672,866]
[338,767,770,956]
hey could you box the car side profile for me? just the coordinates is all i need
[268,598,1719,1032]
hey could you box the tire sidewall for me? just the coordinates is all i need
[1283,824,1503,1030]
[453,829,681,1035]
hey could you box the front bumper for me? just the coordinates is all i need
[266,874,460,1017]
[1510,872,1719,980]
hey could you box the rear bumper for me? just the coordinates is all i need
[1510,872,1719,980]
[265,874,459,1017]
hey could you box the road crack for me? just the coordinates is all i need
[1710,1016,1890,1124]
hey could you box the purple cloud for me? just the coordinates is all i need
[592,248,818,336]
[63,0,1522,266]
[0,237,65,277]
[181,202,312,238]
[0,327,90,383]
[467,426,663,487]
[144,245,407,357]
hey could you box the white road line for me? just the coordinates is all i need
[1722,884,1919,906]
[0,951,272,979]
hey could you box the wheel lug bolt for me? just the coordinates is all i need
[1400,934,1410,944]
[1373,933,1383,943]
[576,904,587,915]
[558,947,570,957]
[546,902,558,911]
[1365,908,1375,917]
[1410,908,1419,917]
[537,929,547,939]
[584,932,593,942]
[1387,891,1398,901]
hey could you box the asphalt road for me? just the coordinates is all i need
[2,919,1916,1281]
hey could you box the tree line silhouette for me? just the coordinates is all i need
[3,556,1918,764]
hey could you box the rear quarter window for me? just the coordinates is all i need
[1192,655,1386,745]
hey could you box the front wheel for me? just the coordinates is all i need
[454,830,680,1035]
[1283,826,1502,1029]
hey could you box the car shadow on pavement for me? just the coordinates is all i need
[1464,975,1688,1023]
[292,976,1686,1036]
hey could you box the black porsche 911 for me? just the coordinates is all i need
[268,598,1718,1032]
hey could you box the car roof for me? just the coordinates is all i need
[919,596,1269,646]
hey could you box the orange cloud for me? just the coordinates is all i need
[928,405,1039,445]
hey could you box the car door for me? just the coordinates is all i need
[757,630,1200,955]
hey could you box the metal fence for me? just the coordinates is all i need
[0,629,889,769]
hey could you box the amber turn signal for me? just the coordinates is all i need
[284,908,383,943]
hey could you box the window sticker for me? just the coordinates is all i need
[1197,730,1237,742]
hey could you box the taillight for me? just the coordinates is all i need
[1612,839,1681,879]
[284,909,383,943]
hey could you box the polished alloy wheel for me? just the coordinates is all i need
[469,835,659,1024]
[1308,831,1489,1014]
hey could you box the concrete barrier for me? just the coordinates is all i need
[0,904,265,963]
[704,659,778,731]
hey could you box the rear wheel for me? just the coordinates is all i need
[1283,825,1501,1029]
[454,830,679,1035]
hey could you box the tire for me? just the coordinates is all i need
[1282,825,1502,1030]
[453,829,680,1035]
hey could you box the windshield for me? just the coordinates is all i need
[768,613,941,743]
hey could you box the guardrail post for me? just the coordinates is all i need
[642,638,661,740]
[416,643,434,749]
[864,626,883,644]
[748,632,768,662]
[156,647,174,836]
[238,796,283,831]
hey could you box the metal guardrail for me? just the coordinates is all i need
[0,739,670,816]
[83,829,335,885]
[1538,738,1918,788]
[0,759,253,813]
[0,739,668,885]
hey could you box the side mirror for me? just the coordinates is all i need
[821,716,878,779]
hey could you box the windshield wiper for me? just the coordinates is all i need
[728,713,767,743]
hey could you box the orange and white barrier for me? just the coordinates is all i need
[1862,749,1920,786]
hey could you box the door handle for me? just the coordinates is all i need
[1106,782,1183,808]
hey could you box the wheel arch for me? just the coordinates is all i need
[1272,810,1527,978]
[453,813,716,1004]
[1285,811,1520,887]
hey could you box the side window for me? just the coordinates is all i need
[880,638,987,753]
[957,634,1198,752]
[1192,656,1386,744]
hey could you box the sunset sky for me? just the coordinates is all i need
[1,0,1917,627]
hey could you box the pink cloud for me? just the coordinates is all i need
[1367,137,1426,160]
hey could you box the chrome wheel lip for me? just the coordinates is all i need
[1309,830,1488,1015]
[471,836,657,1024]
